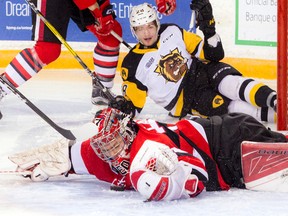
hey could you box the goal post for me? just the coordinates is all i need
[277,0,288,130]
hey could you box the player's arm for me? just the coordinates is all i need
[187,0,224,61]
[130,141,208,201]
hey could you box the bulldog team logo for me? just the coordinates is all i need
[155,48,188,83]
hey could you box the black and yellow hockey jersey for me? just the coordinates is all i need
[120,23,224,117]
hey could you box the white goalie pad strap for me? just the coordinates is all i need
[9,139,73,176]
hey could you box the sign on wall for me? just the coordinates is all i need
[0,0,192,43]
[236,0,277,47]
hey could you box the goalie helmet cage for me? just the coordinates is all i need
[277,0,288,130]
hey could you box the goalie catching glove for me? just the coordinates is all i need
[8,139,74,181]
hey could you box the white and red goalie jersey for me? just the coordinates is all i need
[71,118,229,201]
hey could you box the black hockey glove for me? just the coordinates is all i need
[190,0,215,38]
[109,95,136,117]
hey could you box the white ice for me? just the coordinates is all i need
[0,70,287,216]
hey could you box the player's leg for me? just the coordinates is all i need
[207,62,277,110]
[227,100,275,123]
[218,74,276,122]
[207,62,276,122]
[0,0,71,117]
[218,74,277,111]
[82,0,122,105]
[198,112,287,188]
[86,20,122,105]
[190,88,231,117]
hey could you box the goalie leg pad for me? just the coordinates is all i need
[241,141,288,192]
[9,139,74,181]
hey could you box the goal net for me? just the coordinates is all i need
[277,0,288,130]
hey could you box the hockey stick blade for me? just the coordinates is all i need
[0,76,76,140]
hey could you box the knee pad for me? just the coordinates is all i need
[34,41,61,64]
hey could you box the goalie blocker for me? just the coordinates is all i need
[241,140,288,192]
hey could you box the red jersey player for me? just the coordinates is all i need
[9,108,287,201]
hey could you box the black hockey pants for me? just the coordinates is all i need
[194,113,287,188]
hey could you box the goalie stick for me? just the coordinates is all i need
[25,0,115,102]
[0,169,32,176]
[0,76,76,140]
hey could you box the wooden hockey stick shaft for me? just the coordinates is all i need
[0,76,76,140]
[25,0,115,101]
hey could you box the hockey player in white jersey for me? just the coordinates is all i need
[110,2,277,123]
[8,108,288,201]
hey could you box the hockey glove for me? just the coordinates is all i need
[156,0,177,15]
[190,0,215,38]
[90,1,116,36]
[109,95,136,117]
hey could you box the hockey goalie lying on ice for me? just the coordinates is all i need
[8,108,288,201]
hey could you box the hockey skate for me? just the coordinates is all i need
[91,84,114,106]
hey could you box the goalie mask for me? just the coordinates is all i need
[90,108,135,175]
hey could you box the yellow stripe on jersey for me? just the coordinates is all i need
[171,90,184,117]
[249,83,265,106]
[122,80,147,109]
[182,30,204,59]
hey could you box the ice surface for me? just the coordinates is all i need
[0,70,286,216]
